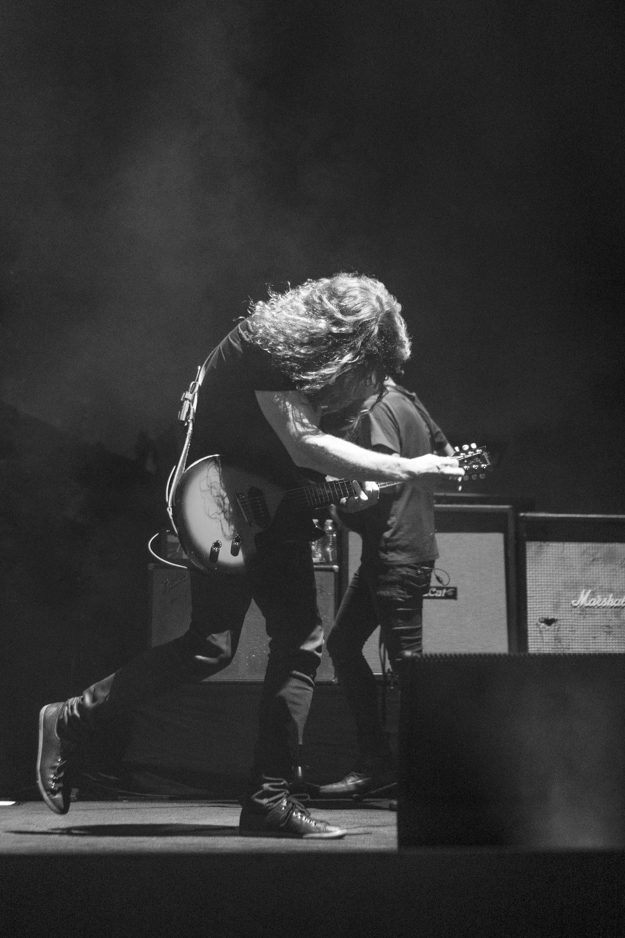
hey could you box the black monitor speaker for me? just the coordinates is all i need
[398,653,625,848]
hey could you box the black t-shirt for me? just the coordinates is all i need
[340,384,449,566]
[188,319,323,488]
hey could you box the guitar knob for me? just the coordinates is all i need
[209,540,222,564]
[230,536,242,556]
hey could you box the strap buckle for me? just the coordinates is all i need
[177,366,203,424]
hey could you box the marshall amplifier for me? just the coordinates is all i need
[519,513,625,653]
[149,563,338,681]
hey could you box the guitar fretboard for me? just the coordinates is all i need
[281,479,399,511]
[239,446,490,516]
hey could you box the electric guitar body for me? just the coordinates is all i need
[172,456,288,574]
[173,446,491,575]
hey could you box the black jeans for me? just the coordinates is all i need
[61,537,323,810]
[326,562,432,765]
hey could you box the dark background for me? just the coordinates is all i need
[1,0,623,794]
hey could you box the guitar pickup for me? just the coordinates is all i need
[236,493,254,526]
[237,487,271,529]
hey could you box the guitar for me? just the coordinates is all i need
[172,444,491,575]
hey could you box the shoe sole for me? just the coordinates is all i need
[352,782,397,800]
[36,705,69,815]
[239,828,347,839]
[318,781,397,798]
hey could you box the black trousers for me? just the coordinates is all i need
[326,562,432,765]
[61,538,324,810]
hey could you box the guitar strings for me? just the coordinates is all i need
[238,459,488,512]
[235,449,489,513]
[239,480,399,513]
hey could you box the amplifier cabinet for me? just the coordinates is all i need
[346,505,519,668]
[149,564,338,681]
[519,513,625,653]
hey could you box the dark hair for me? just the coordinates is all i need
[247,273,411,409]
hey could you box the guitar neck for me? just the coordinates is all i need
[294,479,398,512]
[289,447,489,512]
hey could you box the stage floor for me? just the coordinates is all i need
[1,800,624,937]
[0,798,397,854]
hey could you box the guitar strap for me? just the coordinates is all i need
[166,355,212,533]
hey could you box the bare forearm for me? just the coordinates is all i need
[254,390,462,485]
[293,431,448,484]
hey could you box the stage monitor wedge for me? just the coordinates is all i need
[398,652,625,848]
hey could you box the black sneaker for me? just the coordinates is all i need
[317,767,397,798]
[36,702,76,815]
[239,796,347,839]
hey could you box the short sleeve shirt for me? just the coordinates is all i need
[341,384,449,565]
[189,319,323,487]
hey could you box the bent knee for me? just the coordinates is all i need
[326,629,362,667]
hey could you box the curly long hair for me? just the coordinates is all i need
[246,273,412,409]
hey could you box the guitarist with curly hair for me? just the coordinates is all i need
[37,273,463,838]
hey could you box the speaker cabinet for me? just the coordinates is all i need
[519,514,625,653]
[346,505,519,667]
[398,653,625,848]
[149,564,338,681]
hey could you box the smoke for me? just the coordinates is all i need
[0,0,623,512]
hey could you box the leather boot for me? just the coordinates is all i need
[36,702,79,814]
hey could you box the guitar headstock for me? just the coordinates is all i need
[453,443,492,483]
